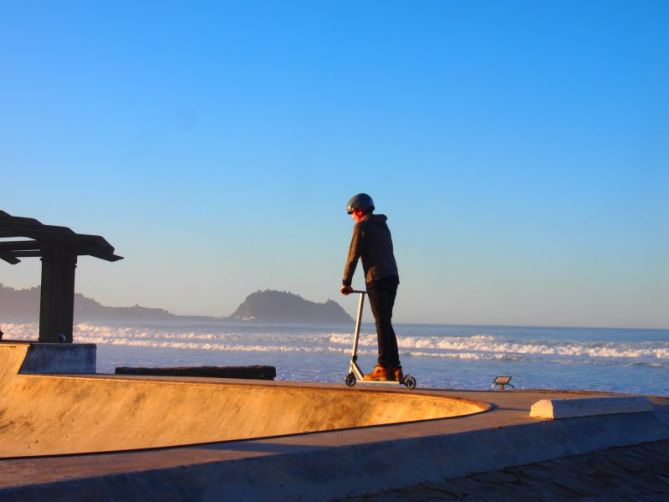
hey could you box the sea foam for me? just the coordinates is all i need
[3,322,667,363]
[3,322,668,394]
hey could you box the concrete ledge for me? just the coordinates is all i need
[115,365,277,380]
[19,343,96,375]
[530,396,654,419]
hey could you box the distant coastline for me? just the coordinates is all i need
[0,284,352,325]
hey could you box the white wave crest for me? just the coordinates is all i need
[330,332,669,360]
[2,323,667,362]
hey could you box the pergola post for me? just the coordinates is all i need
[39,249,78,343]
[1,210,121,344]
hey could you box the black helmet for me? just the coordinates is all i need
[346,193,374,214]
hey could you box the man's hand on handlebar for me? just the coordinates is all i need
[340,285,353,295]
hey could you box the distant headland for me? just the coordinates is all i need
[0,284,352,325]
[229,290,353,323]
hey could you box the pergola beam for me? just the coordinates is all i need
[0,252,21,265]
[0,240,41,251]
[12,251,43,258]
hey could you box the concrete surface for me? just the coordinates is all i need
[347,439,669,501]
[0,391,666,501]
[530,395,654,419]
[0,343,488,457]
[0,343,667,501]
[0,340,97,374]
[17,342,96,374]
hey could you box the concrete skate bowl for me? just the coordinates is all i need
[0,344,490,457]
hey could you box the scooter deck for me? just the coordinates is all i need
[351,378,404,386]
[346,361,416,389]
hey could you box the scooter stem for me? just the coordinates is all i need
[351,291,366,362]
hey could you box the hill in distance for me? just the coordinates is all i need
[0,284,179,323]
[229,290,353,324]
[0,284,352,325]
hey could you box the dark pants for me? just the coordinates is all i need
[366,276,400,367]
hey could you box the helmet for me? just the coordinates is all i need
[346,193,374,214]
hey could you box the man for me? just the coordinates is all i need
[340,193,402,381]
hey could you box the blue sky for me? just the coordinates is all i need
[1,1,667,328]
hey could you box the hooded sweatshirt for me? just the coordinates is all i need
[342,214,399,287]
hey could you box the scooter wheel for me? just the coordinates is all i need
[345,372,357,387]
[404,375,416,390]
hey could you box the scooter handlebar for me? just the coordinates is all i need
[350,289,366,295]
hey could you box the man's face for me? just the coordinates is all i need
[351,209,366,222]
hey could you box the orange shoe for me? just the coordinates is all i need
[391,365,403,382]
[363,364,391,381]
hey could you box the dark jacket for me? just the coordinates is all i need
[342,214,399,287]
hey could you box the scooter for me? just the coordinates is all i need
[344,290,417,390]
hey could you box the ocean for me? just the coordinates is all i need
[4,321,669,396]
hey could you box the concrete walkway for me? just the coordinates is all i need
[1,388,667,501]
[348,439,669,501]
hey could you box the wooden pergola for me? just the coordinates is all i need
[0,210,122,343]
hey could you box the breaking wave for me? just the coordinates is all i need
[4,321,669,394]
[2,322,667,365]
[327,333,669,361]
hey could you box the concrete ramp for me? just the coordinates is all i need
[0,344,28,389]
[0,344,489,457]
